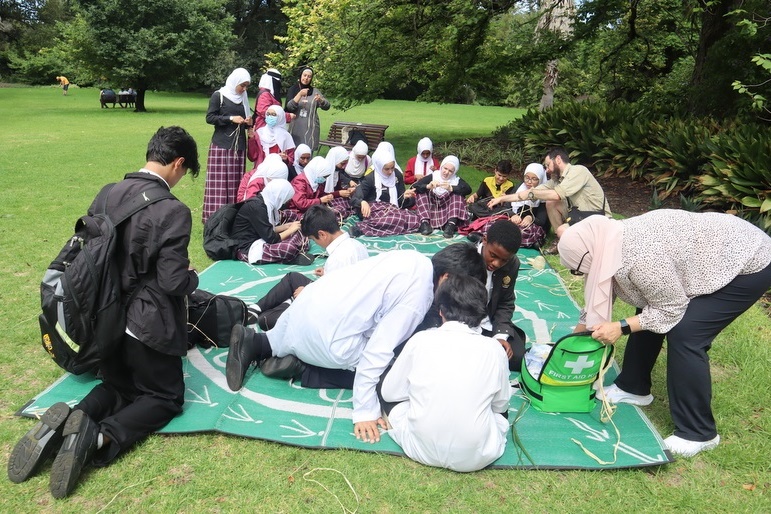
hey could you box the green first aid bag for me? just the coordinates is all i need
[520,332,614,413]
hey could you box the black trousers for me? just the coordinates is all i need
[256,272,313,330]
[615,262,771,441]
[482,326,526,372]
[76,333,184,466]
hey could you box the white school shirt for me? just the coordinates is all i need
[381,321,511,472]
[267,250,434,423]
[323,232,369,274]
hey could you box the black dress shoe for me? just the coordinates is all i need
[226,324,261,391]
[261,355,307,379]
[466,231,483,244]
[49,410,99,499]
[8,402,71,483]
[442,221,458,239]
[419,220,432,236]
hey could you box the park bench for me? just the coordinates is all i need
[318,122,389,154]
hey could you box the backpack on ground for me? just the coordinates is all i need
[203,201,245,261]
[39,184,174,375]
[520,332,614,413]
[187,289,248,349]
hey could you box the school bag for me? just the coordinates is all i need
[187,289,248,348]
[202,201,245,260]
[346,129,369,148]
[519,332,614,413]
[39,183,174,375]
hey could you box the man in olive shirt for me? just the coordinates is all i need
[488,146,610,254]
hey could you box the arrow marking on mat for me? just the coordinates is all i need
[222,404,263,424]
[533,300,556,312]
[566,417,610,441]
[281,419,323,439]
[186,385,218,407]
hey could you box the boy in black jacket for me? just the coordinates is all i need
[8,126,200,498]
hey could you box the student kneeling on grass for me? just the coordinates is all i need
[378,274,512,472]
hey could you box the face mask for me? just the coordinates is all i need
[315,176,327,184]
[265,114,278,127]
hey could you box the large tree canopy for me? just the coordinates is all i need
[64,0,235,110]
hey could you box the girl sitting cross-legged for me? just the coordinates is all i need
[413,155,471,238]
[348,145,420,237]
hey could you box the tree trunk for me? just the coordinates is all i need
[135,88,147,112]
[539,59,558,111]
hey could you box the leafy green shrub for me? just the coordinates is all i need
[699,123,771,230]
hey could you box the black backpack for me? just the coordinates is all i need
[187,289,248,348]
[346,129,369,148]
[203,201,245,261]
[39,183,174,375]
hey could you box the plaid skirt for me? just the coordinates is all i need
[237,232,308,264]
[416,192,468,228]
[357,202,421,237]
[328,196,354,219]
[203,144,245,223]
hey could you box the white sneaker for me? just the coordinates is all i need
[664,434,720,457]
[595,384,654,406]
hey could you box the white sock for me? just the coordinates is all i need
[97,432,104,449]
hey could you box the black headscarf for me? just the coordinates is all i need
[286,66,314,106]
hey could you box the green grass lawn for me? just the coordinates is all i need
[1,86,770,512]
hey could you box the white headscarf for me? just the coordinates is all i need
[256,104,295,154]
[372,142,403,173]
[261,179,295,226]
[372,146,398,206]
[219,68,251,118]
[345,140,370,179]
[293,144,312,176]
[431,155,460,196]
[303,156,334,192]
[254,153,289,181]
[414,137,434,177]
[559,216,624,328]
[510,163,546,210]
[324,146,350,193]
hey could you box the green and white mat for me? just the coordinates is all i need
[19,233,673,469]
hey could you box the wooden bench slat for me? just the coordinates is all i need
[319,121,389,154]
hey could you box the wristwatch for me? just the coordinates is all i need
[619,319,632,335]
[527,191,536,201]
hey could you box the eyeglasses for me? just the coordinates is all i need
[570,251,589,276]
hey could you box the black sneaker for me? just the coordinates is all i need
[7,402,71,483]
[419,220,432,236]
[226,325,261,391]
[443,221,458,239]
[466,231,483,244]
[261,355,307,379]
[49,410,99,499]
[348,224,363,238]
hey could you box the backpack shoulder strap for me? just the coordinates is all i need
[98,185,176,226]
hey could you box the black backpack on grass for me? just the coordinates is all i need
[203,201,245,261]
[39,184,173,374]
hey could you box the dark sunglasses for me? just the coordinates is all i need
[570,251,589,276]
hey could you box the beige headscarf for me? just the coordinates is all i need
[558,216,624,328]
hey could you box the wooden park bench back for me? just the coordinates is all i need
[318,122,389,154]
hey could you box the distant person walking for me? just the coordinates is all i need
[56,76,70,96]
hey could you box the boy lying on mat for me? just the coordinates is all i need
[378,274,511,471]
